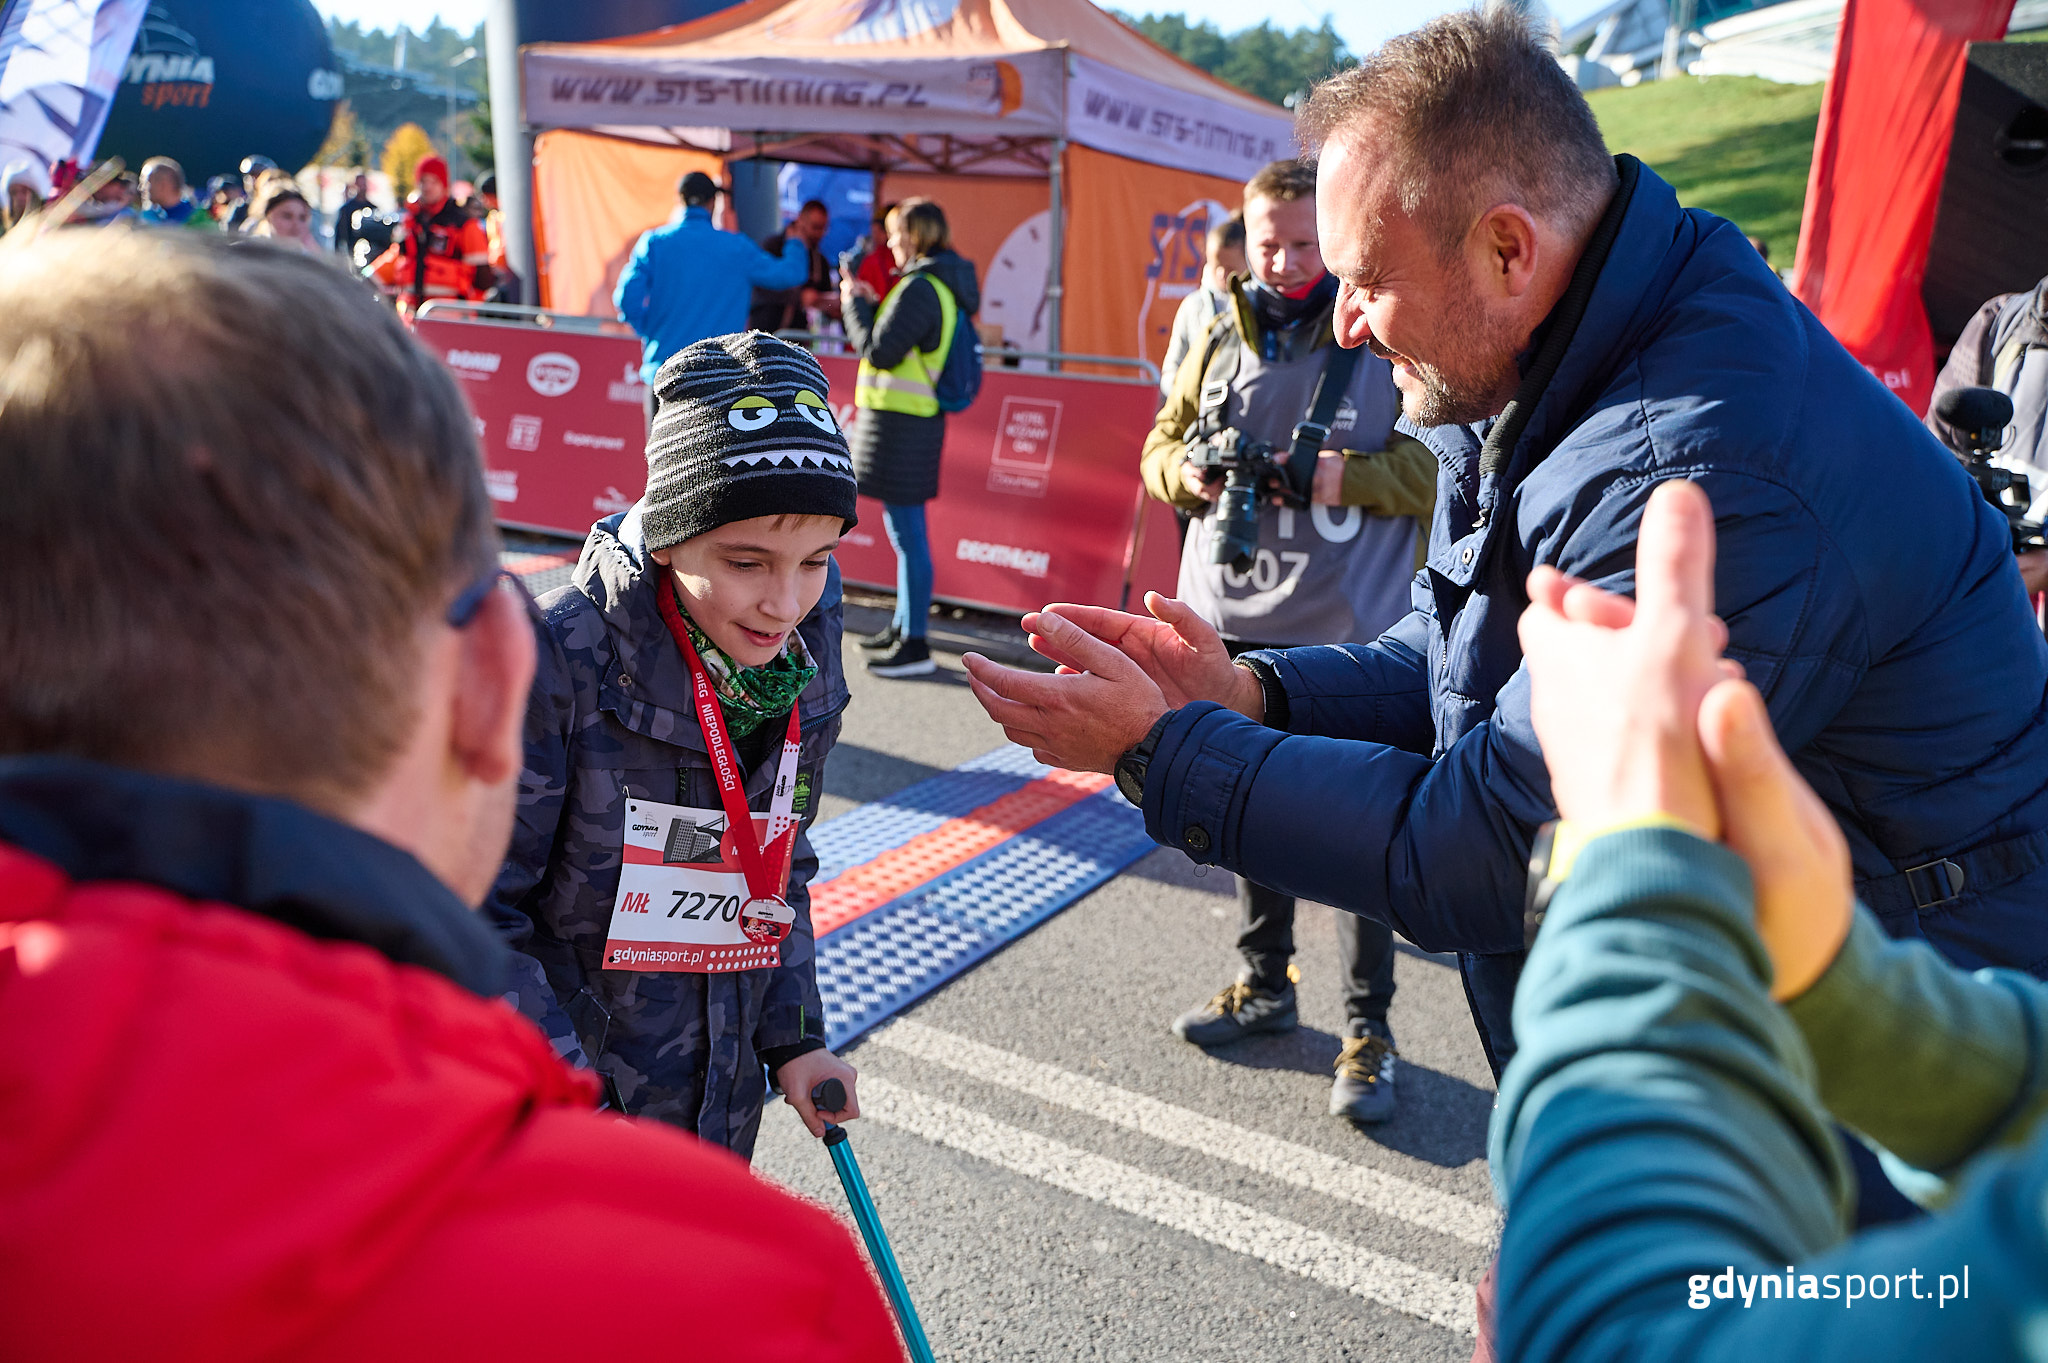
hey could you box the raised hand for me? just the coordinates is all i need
[1516,479,1731,837]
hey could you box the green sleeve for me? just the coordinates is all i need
[1788,907,2048,1184]
[1140,321,1213,512]
[1494,826,2048,1363]
[1335,432,1438,520]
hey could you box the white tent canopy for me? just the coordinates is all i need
[521,0,1296,183]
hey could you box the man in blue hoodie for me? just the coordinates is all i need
[962,7,2048,1091]
[615,171,811,420]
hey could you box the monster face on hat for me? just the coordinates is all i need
[641,332,859,553]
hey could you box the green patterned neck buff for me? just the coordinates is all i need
[669,578,818,737]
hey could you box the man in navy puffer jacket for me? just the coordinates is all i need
[963,10,2048,1082]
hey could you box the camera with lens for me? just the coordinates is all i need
[1184,427,1314,572]
[1936,386,2047,554]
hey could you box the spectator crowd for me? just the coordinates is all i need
[13,8,2048,1362]
[0,147,516,312]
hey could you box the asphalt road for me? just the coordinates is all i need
[754,601,1499,1363]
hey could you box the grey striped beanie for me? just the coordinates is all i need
[641,332,858,552]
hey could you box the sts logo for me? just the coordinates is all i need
[1136,198,1227,368]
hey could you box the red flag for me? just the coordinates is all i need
[1789,0,2014,416]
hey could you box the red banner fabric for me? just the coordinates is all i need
[1789,0,2014,415]
[413,316,1169,613]
[414,315,651,538]
[817,357,1165,613]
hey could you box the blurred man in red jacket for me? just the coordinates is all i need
[0,224,902,1363]
[369,154,493,316]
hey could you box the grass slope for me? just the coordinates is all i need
[1586,76,1824,266]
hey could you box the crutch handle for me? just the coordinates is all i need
[811,1077,849,1123]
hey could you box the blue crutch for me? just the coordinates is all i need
[811,1078,937,1363]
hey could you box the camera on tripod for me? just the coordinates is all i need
[1936,386,2047,554]
[1184,426,1317,572]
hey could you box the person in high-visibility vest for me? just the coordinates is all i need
[840,197,980,679]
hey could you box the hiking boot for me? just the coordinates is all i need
[1330,1021,1397,1124]
[867,636,937,678]
[1172,979,1298,1047]
[858,622,902,652]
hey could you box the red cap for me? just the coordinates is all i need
[414,156,449,188]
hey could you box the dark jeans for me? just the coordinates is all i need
[1238,878,1396,1027]
[883,502,934,639]
[1221,637,1397,1027]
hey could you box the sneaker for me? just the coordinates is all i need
[857,622,902,652]
[867,636,937,678]
[1330,1021,1397,1124]
[1172,979,1298,1047]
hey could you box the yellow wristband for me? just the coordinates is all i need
[1548,812,1712,883]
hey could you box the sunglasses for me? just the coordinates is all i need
[445,564,541,628]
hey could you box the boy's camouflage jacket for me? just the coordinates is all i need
[486,506,848,1154]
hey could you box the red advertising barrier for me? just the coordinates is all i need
[411,308,1178,614]
[414,305,650,537]
[1126,494,1186,608]
[816,357,1169,614]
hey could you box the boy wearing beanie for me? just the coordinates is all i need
[488,333,861,1154]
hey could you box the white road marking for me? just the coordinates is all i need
[868,1019,1499,1248]
[861,1075,1479,1336]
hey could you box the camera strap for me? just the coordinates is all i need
[1193,317,1241,442]
[1281,338,1363,501]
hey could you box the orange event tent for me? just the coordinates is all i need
[519,0,1296,373]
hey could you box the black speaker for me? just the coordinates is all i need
[1924,42,2048,350]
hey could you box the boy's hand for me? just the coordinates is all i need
[777,1048,859,1138]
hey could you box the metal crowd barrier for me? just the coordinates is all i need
[773,331,1160,388]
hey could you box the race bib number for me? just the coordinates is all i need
[602,798,796,972]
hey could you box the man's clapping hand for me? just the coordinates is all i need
[1029,593,1258,713]
[962,593,1262,774]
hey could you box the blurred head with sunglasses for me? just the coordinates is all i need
[0,225,533,906]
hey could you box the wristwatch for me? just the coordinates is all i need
[1114,712,1174,807]
[1523,821,1561,950]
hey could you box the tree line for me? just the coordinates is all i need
[1112,12,1356,108]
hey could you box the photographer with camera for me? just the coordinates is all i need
[1138,158,1437,1124]
[1929,278,2048,595]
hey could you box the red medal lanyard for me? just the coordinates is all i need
[658,579,801,904]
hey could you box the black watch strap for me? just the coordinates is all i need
[1115,710,1175,807]
[1524,821,1561,950]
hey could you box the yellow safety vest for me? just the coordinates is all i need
[855,272,958,418]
